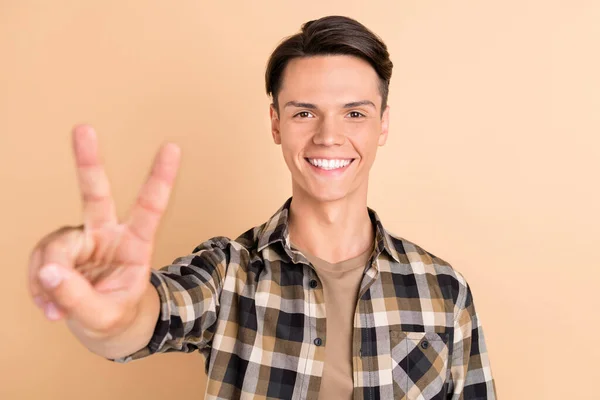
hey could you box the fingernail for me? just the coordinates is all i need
[45,303,61,320]
[33,296,44,308]
[39,264,63,289]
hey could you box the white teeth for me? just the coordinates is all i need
[308,158,352,170]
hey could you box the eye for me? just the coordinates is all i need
[348,111,365,118]
[294,111,314,119]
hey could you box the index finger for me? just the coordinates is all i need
[72,125,117,229]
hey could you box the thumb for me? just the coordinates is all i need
[38,263,99,324]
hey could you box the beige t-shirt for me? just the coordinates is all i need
[291,242,373,400]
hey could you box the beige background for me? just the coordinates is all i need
[1,1,599,399]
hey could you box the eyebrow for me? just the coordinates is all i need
[284,100,376,110]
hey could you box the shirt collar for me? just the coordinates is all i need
[257,197,401,264]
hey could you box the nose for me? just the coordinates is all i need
[312,117,345,146]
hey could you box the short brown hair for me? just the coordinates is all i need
[265,15,393,116]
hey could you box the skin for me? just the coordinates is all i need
[27,126,176,358]
[26,54,390,359]
[270,55,390,263]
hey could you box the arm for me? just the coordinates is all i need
[447,283,497,399]
[111,238,230,363]
[68,282,160,360]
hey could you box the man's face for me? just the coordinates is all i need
[270,55,389,203]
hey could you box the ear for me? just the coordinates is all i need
[378,105,390,146]
[270,104,281,145]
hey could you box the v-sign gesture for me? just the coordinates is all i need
[28,125,181,356]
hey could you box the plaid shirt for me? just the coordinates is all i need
[115,198,496,399]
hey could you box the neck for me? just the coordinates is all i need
[288,187,375,264]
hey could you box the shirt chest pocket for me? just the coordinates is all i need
[389,330,450,400]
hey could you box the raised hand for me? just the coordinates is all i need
[28,124,181,344]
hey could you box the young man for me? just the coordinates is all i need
[28,16,496,400]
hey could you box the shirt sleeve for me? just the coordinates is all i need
[447,282,497,399]
[111,237,231,363]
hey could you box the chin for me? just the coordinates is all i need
[302,186,351,203]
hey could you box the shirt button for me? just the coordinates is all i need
[314,338,323,346]
[309,279,318,288]
[421,340,430,349]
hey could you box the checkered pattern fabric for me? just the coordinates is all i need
[114,197,496,399]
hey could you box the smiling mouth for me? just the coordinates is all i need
[305,157,356,171]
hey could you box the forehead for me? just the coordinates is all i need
[278,55,381,104]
